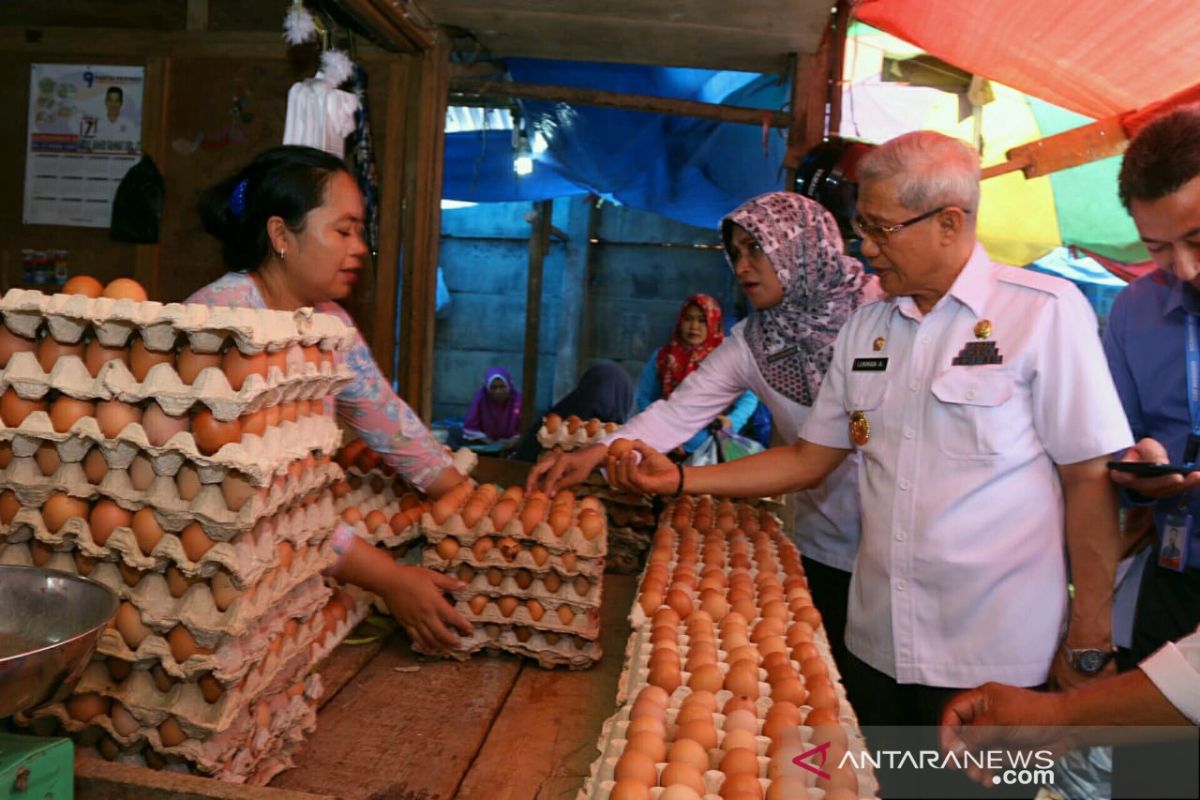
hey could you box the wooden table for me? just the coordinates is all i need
[76,573,635,800]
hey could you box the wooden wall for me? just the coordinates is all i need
[0,1,432,362]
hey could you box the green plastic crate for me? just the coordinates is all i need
[0,733,73,800]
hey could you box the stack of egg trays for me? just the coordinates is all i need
[420,485,607,668]
[535,416,620,452]
[578,498,879,799]
[333,440,429,555]
[0,292,355,781]
[580,474,656,575]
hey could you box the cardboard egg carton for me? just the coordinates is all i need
[0,412,343,486]
[535,416,620,452]
[335,483,426,549]
[421,497,608,561]
[94,576,331,683]
[454,594,600,640]
[0,350,351,422]
[454,566,601,608]
[428,623,603,670]
[308,586,374,664]
[1,288,356,353]
[422,540,604,581]
[660,496,784,535]
[26,654,322,781]
[6,491,338,583]
[1,455,341,540]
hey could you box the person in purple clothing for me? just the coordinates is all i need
[463,366,522,444]
[192,145,471,654]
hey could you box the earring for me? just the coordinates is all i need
[277,249,286,260]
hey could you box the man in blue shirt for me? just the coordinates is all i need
[1104,105,1200,797]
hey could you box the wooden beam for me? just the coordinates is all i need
[827,0,851,137]
[449,79,792,128]
[334,0,433,52]
[520,200,552,433]
[783,19,832,178]
[370,58,411,381]
[981,115,1127,180]
[0,27,390,59]
[397,40,450,420]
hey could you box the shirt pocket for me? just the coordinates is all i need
[845,372,889,413]
[930,367,1016,458]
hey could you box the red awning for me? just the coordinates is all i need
[853,0,1200,120]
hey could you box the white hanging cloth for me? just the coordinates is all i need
[283,76,359,158]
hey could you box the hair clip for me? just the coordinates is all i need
[229,178,250,218]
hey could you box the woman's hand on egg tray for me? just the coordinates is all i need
[383,565,473,654]
[526,444,606,495]
[607,441,679,496]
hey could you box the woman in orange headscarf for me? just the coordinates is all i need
[634,293,758,455]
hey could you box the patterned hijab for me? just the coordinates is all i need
[656,293,724,399]
[722,192,870,406]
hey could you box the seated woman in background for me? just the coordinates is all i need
[463,366,521,446]
[511,362,634,463]
[636,293,758,460]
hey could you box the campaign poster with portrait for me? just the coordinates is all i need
[23,64,145,227]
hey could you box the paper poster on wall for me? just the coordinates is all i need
[23,64,145,227]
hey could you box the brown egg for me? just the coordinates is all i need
[179,523,213,562]
[804,706,840,727]
[677,719,719,751]
[0,388,47,427]
[556,605,575,625]
[156,715,186,747]
[141,401,190,447]
[167,624,211,663]
[489,498,518,530]
[91,400,140,442]
[36,336,85,374]
[78,447,107,483]
[210,570,241,611]
[48,395,96,435]
[128,339,174,382]
[105,657,132,682]
[219,470,258,512]
[614,750,658,788]
[176,343,221,385]
[609,780,652,800]
[241,407,267,437]
[723,694,758,717]
[102,278,148,301]
[62,275,105,297]
[467,594,489,615]
[719,773,763,799]
[191,411,241,455]
[660,762,707,795]
[471,536,494,561]
[0,325,37,369]
[41,492,88,533]
[496,596,519,617]
[525,598,545,622]
[279,401,299,423]
[688,663,724,693]
[276,540,294,570]
[578,511,603,541]
[165,565,196,598]
[65,693,110,722]
[114,602,151,649]
[0,490,19,524]
[88,500,131,547]
[34,442,61,476]
[73,550,97,576]
[667,737,710,773]
[127,508,165,556]
[529,543,550,566]
[723,729,758,755]
[198,673,224,704]
[543,413,562,433]
[30,539,55,566]
[221,347,268,391]
[647,661,681,694]
[806,679,839,710]
[109,701,141,737]
[364,509,387,532]
[720,747,761,778]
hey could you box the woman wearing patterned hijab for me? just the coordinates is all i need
[529,192,878,671]
[634,294,759,455]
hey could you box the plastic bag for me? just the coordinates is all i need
[684,427,764,466]
[110,155,165,243]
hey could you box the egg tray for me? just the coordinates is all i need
[454,595,602,640]
[0,351,352,422]
[535,419,619,452]
[453,566,602,609]
[5,491,339,584]
[24,657,322,781]
[659,498,784,535]
[93,575,330,682]
[336,484,426,549]
[421,542,605,581]
[308,587,374,665]
[425,623,603,670]
[420,503,608,560]
[0,411,343,486]
[0,288,357,353]
[1,455,342,540]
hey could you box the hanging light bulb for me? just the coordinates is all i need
[513,130,534,177]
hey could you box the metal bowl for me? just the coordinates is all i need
[0,565,119,719]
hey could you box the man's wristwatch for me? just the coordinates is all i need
[1062,643,1116,674]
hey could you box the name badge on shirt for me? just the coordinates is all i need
[766,345,798,364]
[852,357,888,372]
[1159,508,1191,572]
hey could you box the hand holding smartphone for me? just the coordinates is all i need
[1106,460,1197,478]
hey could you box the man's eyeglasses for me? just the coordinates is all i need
[852,206,970,244]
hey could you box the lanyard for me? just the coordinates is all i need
[1185,315,1200,466]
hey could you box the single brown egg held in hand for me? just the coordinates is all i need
[102,278,148,302]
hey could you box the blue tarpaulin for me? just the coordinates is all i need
[442,59,791,228]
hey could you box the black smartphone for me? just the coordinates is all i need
[1107,460,1197,478]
